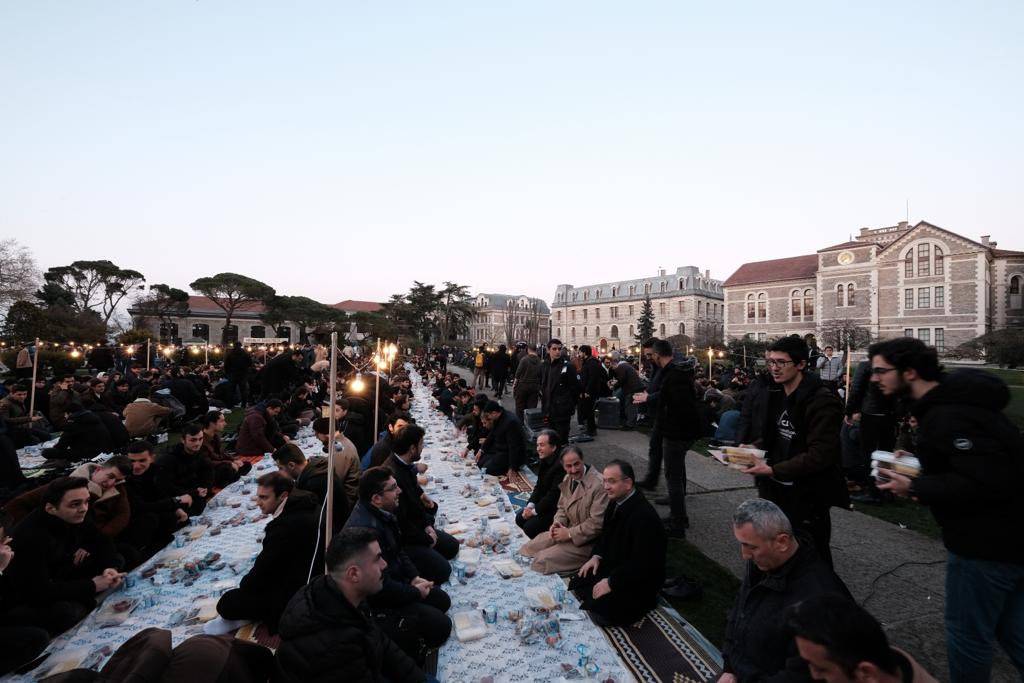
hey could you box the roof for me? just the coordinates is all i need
[332,300,383,313]
[187,296,267,314]
[723,254,819,287]
[475,293,551,314]
[818,240,868,252]
[992,248,1024,258]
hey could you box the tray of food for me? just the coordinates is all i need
[871,451,921,478]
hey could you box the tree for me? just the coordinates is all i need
[189,273,276,344]
[132,284,189,331]
[0,239,40,325]
[635,295,655,343]
[524,298,544,347]
[504,300,517,347]
[727,336,770,369]
[2,300,106,344]
[39,260,146,326]
[263,295,341,343]
[437,282,474,342]
[818,318,874,351]
[404,282,442,346]
[955,328,1024,367]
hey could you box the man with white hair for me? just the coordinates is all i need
[718,499,851,683]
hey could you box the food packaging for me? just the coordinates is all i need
[871,451,921,478]
[525,586,558,610]
[453,609,488,642]
[94,597,140,627]
[457,547,482,565]
[475,495,497,507]
[493,559,524,578]
[720,446,766,467]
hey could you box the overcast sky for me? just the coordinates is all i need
[2,2,1021,305]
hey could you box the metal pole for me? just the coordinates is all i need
[325,331,338,568]
[28,338,40,416]
[146,338,151,370]
[845,341,852,407]
[373,339,382,444]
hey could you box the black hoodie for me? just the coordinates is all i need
[909,369,1024,564]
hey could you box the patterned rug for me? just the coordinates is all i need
[504,470,724,683]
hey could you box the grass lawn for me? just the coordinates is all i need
[664,538,740,648]
[850,496,942,540]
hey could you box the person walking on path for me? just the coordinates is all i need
[512,344,543,421]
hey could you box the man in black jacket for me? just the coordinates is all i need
[216,473,320,634]
[871,338,1024,681]
[515,429,565,538]
[650,339,702,538]
[844,359,897,498]
[478,401,527,477]
[124,441,189,559]
[275,527,429,683]
[261,349,303,400]
[273,443,348,534]
[740,336,847,567]
[344,467,452,658]
[223,343,253,407]
[385,425,459,583]
[570,460,665,626]
[719,499,850,683]
[154,423,214,514]
[541,338,581,445]
[4,477,124,635]
[577,346,609,438]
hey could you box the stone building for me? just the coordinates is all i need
[129,296,382,345]
[550,266,724,351]
[723,220,1024,352]
[467,293,551,347]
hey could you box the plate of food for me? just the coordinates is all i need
[871,451,921,478]
[710,446,766,469]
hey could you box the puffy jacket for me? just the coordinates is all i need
[910,369,1024,564]
[275,575,425,683]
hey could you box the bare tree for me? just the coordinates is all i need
[0,239,41,324]
[818,318,873,351]
[504,300,517,347]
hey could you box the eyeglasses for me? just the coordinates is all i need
[765,359,794,368]
[381,483,399,493]
[870,367,897,376]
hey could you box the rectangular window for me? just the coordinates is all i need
[595,308,600,319]
[904,328,914,337]
[747,302,755,321]
[934,286,944,308]
[678,301,684,313]
[757,300,767,322]
[935,328,945,352]
[571,310,576,321]
[918,288,930,308]
[905,255,914,278]
[918,244,930,277]
[583,309,588,320]
[905,289,914,309]
[628,304,634,316]
[757,332,766,341]
[659,302,666,315]
[918,328,930,344]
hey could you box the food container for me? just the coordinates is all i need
[871,451,921,478]
[453,609,488,642]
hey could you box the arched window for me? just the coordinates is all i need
[629,325,634,337]
[644,282,652,294]
[792,289,804,317]
[556,311,562,321]
[678,278,685,290]
[846,284,855,306]
[917,243,931,276]
[904,249,914,278]
[746,293,755,322]
[628,285,635,296]
[659,323,666,337]
[835,284,845,307]
[660,281,667,292]
[556,328,562,338]
[571,327,576,339]
[934,246,944,275]
[610,325,619,338]
[595,326,601,338]
[803,289,815,319]
[611,286,618,297]
[250,325,266,338]
[678,322,685,335]
[757,292,767,323]
[583,326,588,338]
[572,292,578,302]
[1011,275,1023,309]
[583,291,589,301]
[1011,275,1022,294]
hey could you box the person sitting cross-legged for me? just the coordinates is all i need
[515,429,566,539]
[519,445,607,574]
[569,460,666,626]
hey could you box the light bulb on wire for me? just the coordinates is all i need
[350,373,366,392]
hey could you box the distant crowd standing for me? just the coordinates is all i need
[0,331,1020,681]
[428,334,1022,682]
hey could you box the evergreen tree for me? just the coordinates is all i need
[636,295,655,343]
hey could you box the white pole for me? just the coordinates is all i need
[146,338,151,370]
[373,339,382,444]
[325,331,338,568]
[28,338,40,416]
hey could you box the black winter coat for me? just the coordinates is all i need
[580,356,610,399]
[910,369,1024,564]
[845,361,894,417]
[7,508,118,608]
[275,575,425,683]
[262,354,299,399]
[723,540,850,681]
[51,409,114,461]
[223,348,253,381]
[384,455,434,548]
[526,451,566,518]
[541,357,581,421]
[737,373,777,445]
[295,456,348,534]
[344,501,422,607]
[591,491,666,614]
[654,362,703,441]
[154,443,214,499]
[479,409,526,475]
[126,467,184,528]
[238,489,321,631]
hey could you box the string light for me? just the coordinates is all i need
[350,373,366,392]
[69,349,81,359]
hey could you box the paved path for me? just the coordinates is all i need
[447,365,1017,680]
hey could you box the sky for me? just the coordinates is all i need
[2,1,1022,305]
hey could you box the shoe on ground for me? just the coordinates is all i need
[662,577,703,601]
[664,523,687,540]
[637,478,658,491]
[661,515,690,529]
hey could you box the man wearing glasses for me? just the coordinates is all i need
[739,336,846,567]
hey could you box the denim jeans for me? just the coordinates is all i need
[946,551,1024,682]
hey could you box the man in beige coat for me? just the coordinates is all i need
[520,445,608,574]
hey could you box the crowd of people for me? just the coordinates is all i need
[0,331,1020,682]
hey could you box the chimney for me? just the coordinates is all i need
[705,269,710,279]
[658,267,666,277]
[981,235,991,246]
[898,221,909,229]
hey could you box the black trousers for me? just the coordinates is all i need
[663,438,691,527]
[0,625,50,675]
[3,600,92,637]
[642,426,663,483]
[569,572,651,627]
[548,417,571,447]
[515,510,553,539]
[405,531,459,584]
[579,397,597,435]
[0,434,25,489]
[218,586,288,633]
[375,587,452,661]
[854,413,897,483]
[514,386,539,422]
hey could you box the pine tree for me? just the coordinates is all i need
[636,295,655,343]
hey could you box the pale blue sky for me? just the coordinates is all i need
[2,1,1021,304]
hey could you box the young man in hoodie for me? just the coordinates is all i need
[740,336,847,567]
[871,337,1024,681]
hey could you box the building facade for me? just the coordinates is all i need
[467,294,551,347]
[550,266,725,351]
[129,296,382,345]
[723,220,1024,352]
